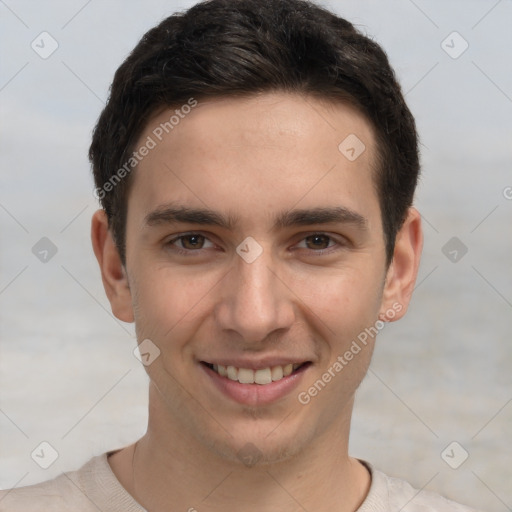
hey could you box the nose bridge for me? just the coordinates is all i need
[216,251,294,342]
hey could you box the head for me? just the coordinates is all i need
[90,0,419,267]
[90,0,422,465]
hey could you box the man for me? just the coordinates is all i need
[0,0,479,510]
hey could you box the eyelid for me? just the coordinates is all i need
[292,232,346,252]
[166,231,216,251]
[295,233,336,245]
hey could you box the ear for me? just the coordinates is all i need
[91,209,134,323]
[379,207,423,322]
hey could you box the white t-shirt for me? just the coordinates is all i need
[0,451,481,511]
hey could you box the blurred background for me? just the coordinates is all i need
[0,0,511,510]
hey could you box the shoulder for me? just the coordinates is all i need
[360,461,482,512]
[383,471,481,512]
[0,454,106,512]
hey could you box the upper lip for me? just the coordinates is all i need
[200,357,311,370]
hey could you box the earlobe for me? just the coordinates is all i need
[379,207,423,322]
[91,209,134,323]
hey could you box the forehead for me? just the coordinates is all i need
[127,93,380,231]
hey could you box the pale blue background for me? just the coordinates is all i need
[1,1,511,510]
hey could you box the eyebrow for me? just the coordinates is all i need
[144,203,368,231]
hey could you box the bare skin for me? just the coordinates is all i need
[92,92,422,512]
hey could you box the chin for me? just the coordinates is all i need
[199,418,316,467]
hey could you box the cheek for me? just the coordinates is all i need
[292,266,383,334]
[294,270,380,428]
[131,267,221,343]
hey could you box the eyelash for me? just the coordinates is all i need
[166,232,344,257]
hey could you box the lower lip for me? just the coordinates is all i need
[200,363,310,406]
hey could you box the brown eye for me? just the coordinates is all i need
[304,234,332,250]
[179,234,206,249]
[166,233,216,256]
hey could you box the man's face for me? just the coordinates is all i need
[123,93,393,463]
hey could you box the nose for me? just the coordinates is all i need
[214,251,296,345]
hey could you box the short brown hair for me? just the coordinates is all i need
[89,0,420,265]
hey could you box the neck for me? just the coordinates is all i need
[110,384,371,512]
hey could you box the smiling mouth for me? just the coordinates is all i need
[201,361,311,385]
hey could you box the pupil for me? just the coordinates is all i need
[307,235,329,249]
[184,235,203,249]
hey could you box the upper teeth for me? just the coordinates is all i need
[212,363,302,385]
